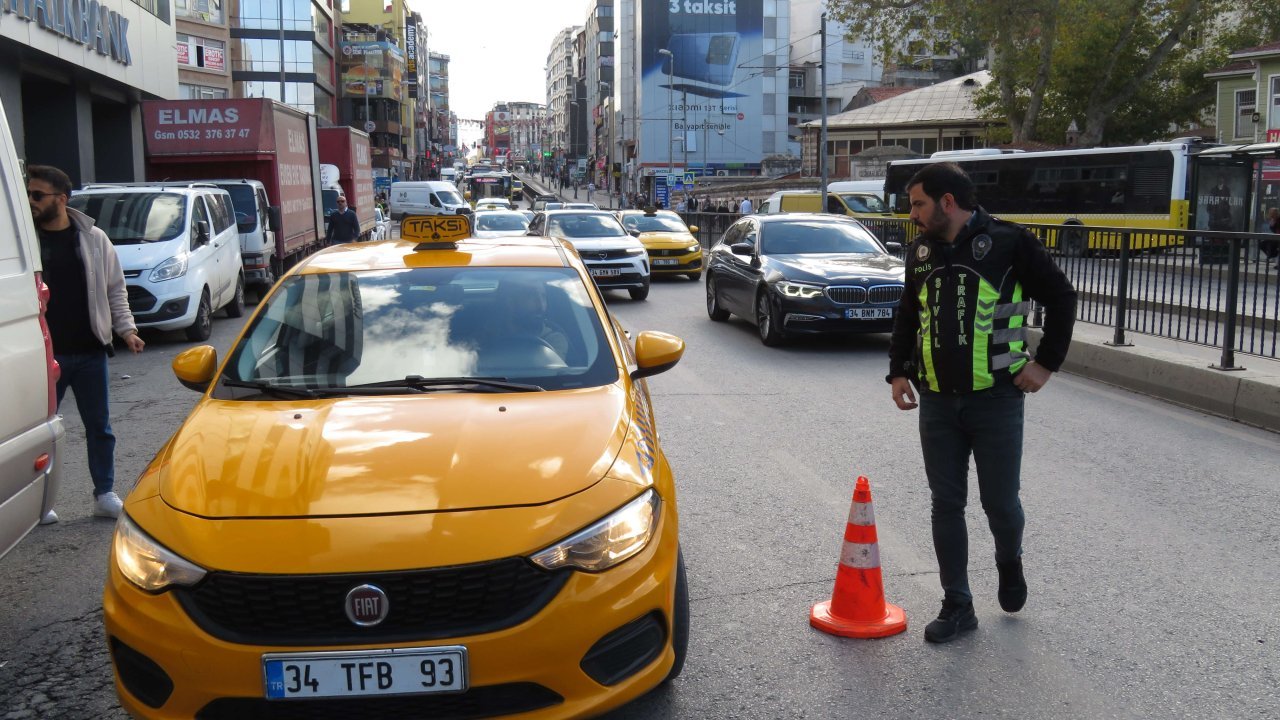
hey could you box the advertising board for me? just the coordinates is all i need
[639,0,762,174]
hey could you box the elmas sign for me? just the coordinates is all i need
[2,0,133,66]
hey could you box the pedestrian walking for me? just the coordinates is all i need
[27,164,145,522]
[739,197,752,214]
[688,195,699,212]
[325,195,361,246]
[887,162,1077,643]
[587,181,595,203]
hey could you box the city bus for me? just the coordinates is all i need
[462,170,514,205]
[884,140,1220,255]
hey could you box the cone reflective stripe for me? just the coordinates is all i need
[810,476,907,638]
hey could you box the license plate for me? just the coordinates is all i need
[652,258,679,265]
[590,268,622,277]
[263,646,467,700]
[845,307,894,319]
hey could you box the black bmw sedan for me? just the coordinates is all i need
[705,214,906,346]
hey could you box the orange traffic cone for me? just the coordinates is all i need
[810,476,907,638]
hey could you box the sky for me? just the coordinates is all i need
[413,1,585,142]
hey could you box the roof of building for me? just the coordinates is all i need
[806,71,994,129]
[1229,41,1280,58]
[860,86,914,104]
[1205,60,1256,77]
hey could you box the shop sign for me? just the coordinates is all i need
[204,46,224,71]
[2,0,133,65]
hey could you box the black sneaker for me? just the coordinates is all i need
[924,600,978,643]
[997,559,1027,613]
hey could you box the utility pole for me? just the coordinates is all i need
[820,12,829,213]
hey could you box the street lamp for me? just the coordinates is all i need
[657,49,674,177]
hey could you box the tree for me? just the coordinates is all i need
[827,0,1280,146]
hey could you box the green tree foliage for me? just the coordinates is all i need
[826,0,1280,146]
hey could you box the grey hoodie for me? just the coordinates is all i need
[66,206,137,348]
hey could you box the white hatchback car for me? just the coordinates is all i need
[531,209,651,300]
[472,209,530,238]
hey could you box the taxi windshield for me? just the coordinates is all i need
[217,267,618,397]
[622,214,687,233]
[839,194,888,213]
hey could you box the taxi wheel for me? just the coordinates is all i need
[706,277,729,322]
[665,548,690,683]
[756,290,786,347]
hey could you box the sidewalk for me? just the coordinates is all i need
[1028,322,1280,433]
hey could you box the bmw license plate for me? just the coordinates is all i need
[263,647,467,699]
[652,258,679,265]
[589,268,622,277]
[845,308,894,319]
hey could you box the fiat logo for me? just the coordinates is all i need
[345,584,389,627]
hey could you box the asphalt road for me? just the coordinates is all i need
[2,240,1277,719]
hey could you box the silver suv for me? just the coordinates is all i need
[530,209,651,301]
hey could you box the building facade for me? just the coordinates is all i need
[428,51,453,169]
[545,25,580,177]
[228,0,337,121]
[1207,42,1280,145]
[176,0,232,100]
[1,0,179,184]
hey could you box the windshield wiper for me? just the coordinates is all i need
[348,375,546,393]
[221,378,320,399]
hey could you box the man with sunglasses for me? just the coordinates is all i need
[324,194,361,247]
[27,165,144,523]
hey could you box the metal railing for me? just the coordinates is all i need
[684,212,1280,367]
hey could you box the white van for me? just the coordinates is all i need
[69,184,245,341]
[440,167,458,185]
[389,180,471,221]
[0,103,65,558]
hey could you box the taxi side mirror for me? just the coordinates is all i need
[688,225,699,233]
[173,345,218,393]
[631,331,685,380]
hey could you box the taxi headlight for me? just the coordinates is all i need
[776,281,825,299]
[113,514,207,592]
[687,243,701,253]
[530,489,661,573]
[149,255,188,282]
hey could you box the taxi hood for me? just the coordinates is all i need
[158,389,629,518]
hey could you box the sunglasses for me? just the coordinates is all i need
[28,190,64,201]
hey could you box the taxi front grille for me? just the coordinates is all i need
[176,558,569,646]
[647,248,694,257]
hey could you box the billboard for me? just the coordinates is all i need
[639,0,762,174]
[339,42,404,100]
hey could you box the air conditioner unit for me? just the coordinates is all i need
[715,169,728,176]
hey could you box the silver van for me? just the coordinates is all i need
[0,103,65,558]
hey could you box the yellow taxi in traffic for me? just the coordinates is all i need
[102,215,688,719]
[617,209,703,281]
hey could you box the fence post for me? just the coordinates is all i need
[1106,229,1133,346]
[1210,237,1245,371]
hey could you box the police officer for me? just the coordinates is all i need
[888,162,1076,643]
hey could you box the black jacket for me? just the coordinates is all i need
[325,208,361,244]
[888,207,1077,393]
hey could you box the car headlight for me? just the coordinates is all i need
[625,247,647,256]
[775,280,825,299]
[529,489,661,573]
[113,513,207,592]
[149,255,188,282]
[687,243,701,253]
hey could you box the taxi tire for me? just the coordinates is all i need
[665,548,690,683]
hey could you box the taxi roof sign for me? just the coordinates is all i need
[402,214,471,249]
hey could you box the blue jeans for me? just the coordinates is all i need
[55,351,115,498]
[918,384,1026,604]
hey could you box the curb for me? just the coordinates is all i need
[1027,328,1280,433]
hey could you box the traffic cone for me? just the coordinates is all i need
[810,476,907,638]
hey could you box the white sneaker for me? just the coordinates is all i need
[39,509,59,525]
[93,491,124,519]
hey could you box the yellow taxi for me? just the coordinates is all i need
[617,209,703,281]
[102,215,688,719]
